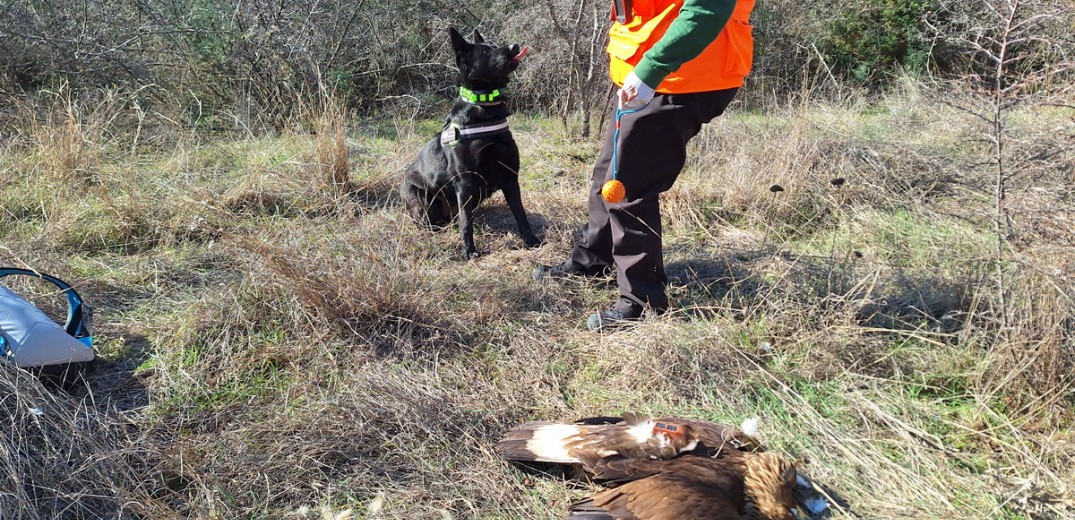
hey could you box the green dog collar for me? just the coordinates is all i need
[459,86,504,105]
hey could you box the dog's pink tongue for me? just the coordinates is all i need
[513,46,529,62]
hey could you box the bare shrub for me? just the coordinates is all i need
[928,0,1074,235]
[0,1,151,93]
[925,1,1075,389]
[498,0,611,135]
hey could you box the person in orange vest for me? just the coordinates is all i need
[535,0,755,330]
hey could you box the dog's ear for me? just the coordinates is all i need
[471,28,485,44]
[449,27,470,56]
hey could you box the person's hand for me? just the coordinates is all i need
[617,71,655,110]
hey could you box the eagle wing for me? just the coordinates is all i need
[498,415,797,520]
[587,449,749,485]
[496,415,754,471]
[572,458,748,520]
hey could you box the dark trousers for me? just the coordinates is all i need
[566,88,739,314]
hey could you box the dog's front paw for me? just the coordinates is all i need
[522,232,542,248]
[463,248,483,260]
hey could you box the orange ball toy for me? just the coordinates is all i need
[601,179,626,203]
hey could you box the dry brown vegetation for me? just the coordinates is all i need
[2,79,1072,519]
[2,1,1075,519]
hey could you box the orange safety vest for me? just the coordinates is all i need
[607,0,755,94]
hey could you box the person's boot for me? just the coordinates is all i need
[533,262,612,281]
[586,301,643,331]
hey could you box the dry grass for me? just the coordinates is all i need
[0,83,1073,520]
[314,96,352,200]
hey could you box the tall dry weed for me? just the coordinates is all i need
[22,87,127,186]
[36,102,97,184]
[314,95,351,200]
[975,267,1075,411]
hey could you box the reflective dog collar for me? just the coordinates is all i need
[459,86,505,106]
[440,119,510,147]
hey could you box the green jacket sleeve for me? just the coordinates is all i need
[631,0,737,88]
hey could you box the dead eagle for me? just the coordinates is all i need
[497,415,808,520]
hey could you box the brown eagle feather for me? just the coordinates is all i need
[496,416,802,520]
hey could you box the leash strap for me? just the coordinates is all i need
[611,106,642,182]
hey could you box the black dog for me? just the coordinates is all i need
[401,28,540,259]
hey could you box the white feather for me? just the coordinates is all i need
[740,416,760,437]
[626,420,656,444]
[367,492,385,516]
[525,424,582,463]
[678,439,699,454]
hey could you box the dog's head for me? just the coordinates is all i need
[449,27,528,90]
